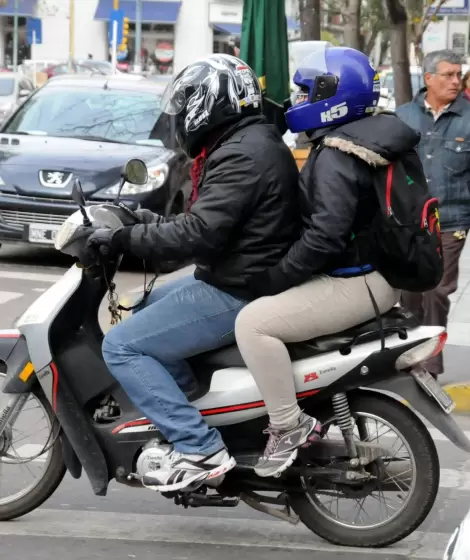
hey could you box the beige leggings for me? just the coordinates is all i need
[234,272,400,430]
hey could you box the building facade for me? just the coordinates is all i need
[0,0,300,73]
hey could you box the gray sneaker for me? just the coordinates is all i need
[254,413,321,478]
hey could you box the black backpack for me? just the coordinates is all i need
[362,151,444,292]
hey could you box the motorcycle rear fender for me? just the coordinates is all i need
[0,330,37,394]
[366,373,470,452]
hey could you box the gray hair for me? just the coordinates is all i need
[422,50,463,74]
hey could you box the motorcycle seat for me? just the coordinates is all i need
[189,307,419,370]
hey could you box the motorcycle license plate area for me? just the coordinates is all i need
[28,223,61,244]
[411,369,455,414]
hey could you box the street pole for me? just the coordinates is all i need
[111,20,118,72]
[69,0,75,71]
[12,0,18,71]
[134,0,142,72]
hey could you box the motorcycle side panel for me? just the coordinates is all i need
[368,374,470,452]
[0,332,37,394]
[16,265,83,372]
[189,327,443,427]
[36,363,109,495]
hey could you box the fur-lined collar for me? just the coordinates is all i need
[323,136,389,167]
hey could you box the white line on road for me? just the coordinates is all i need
[0,508,453,558]
[0,291,23,304]
[0,270,62,283]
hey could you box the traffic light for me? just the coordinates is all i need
[120,16,129,51]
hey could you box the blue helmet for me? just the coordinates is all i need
[286,46,380,133]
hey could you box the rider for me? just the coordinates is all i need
[234,46,419,478]
[84,54,301,492]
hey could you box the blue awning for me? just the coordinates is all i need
[213,23,241,35]
[0,0,37,16]
[214,17,299,36]
[94,0,181,24]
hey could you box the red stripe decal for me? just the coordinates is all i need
[50,363,59,412]
[112,418,152,435]
[0,333,20,338]
[112,389,321,433]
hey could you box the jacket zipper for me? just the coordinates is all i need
[386,164,393,217]
[421,197,439,229]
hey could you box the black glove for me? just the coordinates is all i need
[85,227,125,261]
[134,208,164,225]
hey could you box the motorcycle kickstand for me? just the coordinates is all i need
[240,490,300,525]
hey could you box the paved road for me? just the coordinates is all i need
[1,243,470,559]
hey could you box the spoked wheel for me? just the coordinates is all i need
[289,394,440,547]
[0,374,66,520]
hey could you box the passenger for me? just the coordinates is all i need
[84,54,301,492]
[235,47,416,478]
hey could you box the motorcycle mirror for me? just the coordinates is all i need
[72,178,92,227]
[114,159,148,206]
[123,159,148,186]
[72,178,87,207]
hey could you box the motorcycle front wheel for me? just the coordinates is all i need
[289,393,440,548]
[0,373,66,521]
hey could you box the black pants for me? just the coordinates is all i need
[401,231,467,375]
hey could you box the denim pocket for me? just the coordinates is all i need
[444,140,470,174]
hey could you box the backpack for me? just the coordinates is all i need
[362,151,444,292]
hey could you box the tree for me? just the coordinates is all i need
[383,0,413,106]
[299,0,321,41]
[408,0,449,63]
[342,0,362,50]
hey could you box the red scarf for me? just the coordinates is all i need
[187,147,207,212]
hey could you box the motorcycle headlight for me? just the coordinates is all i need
[54,208,93,251]
[101,163,169,196]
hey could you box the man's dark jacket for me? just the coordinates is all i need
[396,91,470,232]
[126,116,301,300]
[250,112,421,296]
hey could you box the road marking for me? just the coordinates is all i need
[0,508,454,557]
[0,270,62,283]
[0,291,23,304]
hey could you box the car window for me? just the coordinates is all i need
[381,72,422,96]
[0,77,15,96]
[3,86,168,146]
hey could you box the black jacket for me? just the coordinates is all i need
[249,112,421,296]
[126,116,301,300]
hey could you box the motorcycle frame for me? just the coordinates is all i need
[0,264,469,498]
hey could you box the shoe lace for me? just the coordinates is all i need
[263,427,282,456]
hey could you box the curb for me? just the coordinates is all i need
[443,384,470,414]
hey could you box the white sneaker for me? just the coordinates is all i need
[142,448,236,492]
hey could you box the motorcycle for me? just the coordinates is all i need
[0,158,469,549]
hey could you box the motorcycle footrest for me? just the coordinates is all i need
[184,494,240,508]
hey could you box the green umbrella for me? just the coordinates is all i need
[240,0,290,134]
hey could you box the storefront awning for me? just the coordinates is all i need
[94,0,181,24]
[213,17,299,36]
[0,0,37,16]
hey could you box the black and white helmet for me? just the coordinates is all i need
[161,54,263,157]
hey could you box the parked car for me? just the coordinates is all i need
[378,66,424,110]
[43,60,119,80]
[0,72,35,124]
[0,74,191,251]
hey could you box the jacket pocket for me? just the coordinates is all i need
[444,140,470,174]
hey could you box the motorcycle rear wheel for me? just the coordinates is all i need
[289,393,440,548]
[0,376,66,521]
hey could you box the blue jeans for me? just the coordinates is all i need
[102,274,247,455]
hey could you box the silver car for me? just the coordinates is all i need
[0,73,35,123]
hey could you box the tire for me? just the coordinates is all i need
[0,385,66,521]
[289,393,440,548]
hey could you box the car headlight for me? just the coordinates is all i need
[101,163,169,196]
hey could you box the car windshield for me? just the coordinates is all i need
[381,72,423,95]
[3,86,169,146]
[0,77,15,96]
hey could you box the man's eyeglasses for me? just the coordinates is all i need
[434,71,462,80]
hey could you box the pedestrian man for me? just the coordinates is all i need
[396,49,470,377]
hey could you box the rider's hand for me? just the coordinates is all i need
[85,227,125,260]
[134,208,164,225]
